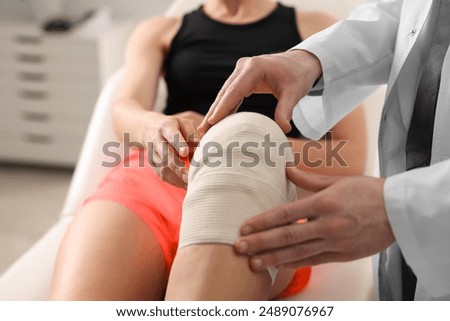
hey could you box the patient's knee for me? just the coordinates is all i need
[179,112,296,248]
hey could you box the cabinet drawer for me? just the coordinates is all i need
[2,28,98,59]
[10,97,96,117]
[0,128,84,167]
[0,73,99,103]
[1,109,91,137]
[0,32,99,78]
[11,59,99,79]
[13,80,99,101]
[14,100,94,119]
[10,41,98,64]
[0,52,100,79]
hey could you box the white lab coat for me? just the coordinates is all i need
[293,0,450,300]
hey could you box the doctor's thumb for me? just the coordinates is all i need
[286,167,342,192]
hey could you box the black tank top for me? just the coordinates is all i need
[163,3,303,137]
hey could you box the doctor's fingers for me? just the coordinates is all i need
[273,252,345,271]
[248,239,334,271]
[286,167,343,192]
[274,88,305,133]
[239,196,318,239]
[235,220,322,256]
[199,57,265,133]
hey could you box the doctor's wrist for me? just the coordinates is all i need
[289,49,323,88]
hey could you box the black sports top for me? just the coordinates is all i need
[163,3,303,137]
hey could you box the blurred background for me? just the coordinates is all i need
[0,0,382,286]
[0,0,177,275]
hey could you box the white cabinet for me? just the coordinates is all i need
[0,13,132,167]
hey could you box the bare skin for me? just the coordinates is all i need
[50,0,367,301]
[235,169,394,271]
[50,201,168,300]
[195,34,394,271]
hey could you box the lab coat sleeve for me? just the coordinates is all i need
[384,160,450,297]
[291,0,403,140]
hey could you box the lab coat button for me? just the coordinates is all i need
[409,29,417,37]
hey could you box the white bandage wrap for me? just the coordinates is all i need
[178,112,296,283]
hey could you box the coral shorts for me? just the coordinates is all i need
[85,150,311,299]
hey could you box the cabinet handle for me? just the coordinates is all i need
[18,72,47,82]
[21,111,51,123]
[19,89,48,100]
[16,53,45,64]
[14,35,42,45]
[23,133,53,145]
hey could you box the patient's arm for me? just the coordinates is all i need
[165,112,299,300]
[289,106,367,176]
[111,17,202,188]
[112,17,180,144]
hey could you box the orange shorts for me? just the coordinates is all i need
[85,150,311,299]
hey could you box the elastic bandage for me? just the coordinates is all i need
[179,112,296,282]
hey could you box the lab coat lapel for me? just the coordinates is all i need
[431,47,450,164]
[379,0,433,300]
[385,0,433,98]
[379,0,434,176]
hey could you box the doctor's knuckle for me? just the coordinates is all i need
[279,205,294,224]
[236,57,250,68]
[334,238,351,252]
[292,245,308,259]
[225,83,241,97]
[321,219,343,239]
[250,236,267,250]
[309,256,322,266]
[316,194,337,212]
[217,88,227,98]
[280,226,298,245]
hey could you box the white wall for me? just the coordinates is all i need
[0,0,175,22]
[66,0,175,21]
[1,0,365,23]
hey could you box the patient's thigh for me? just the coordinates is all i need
[50,201,168,300]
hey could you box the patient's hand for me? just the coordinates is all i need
[142,111,203,189]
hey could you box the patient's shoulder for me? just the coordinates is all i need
[295,10,338,40]
[130,16,183,52]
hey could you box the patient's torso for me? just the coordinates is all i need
[163,3,303,138]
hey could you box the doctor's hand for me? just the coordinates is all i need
[198,50,323,134]
[234,168,395,271]
[144,111,202,189]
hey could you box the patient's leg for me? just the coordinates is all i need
[165,112,296,300]
[50,201,168,300]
